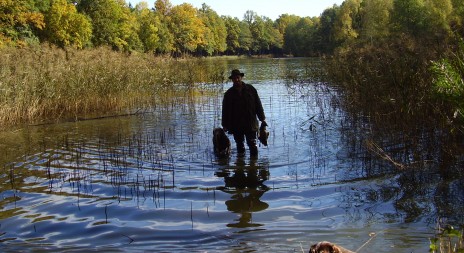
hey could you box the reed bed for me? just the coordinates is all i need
[0,45,226,127]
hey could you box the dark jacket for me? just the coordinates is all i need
[222,82,265,133]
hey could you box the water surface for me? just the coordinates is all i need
[0,58,462,252]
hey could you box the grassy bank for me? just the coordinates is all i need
[0,45,226,127]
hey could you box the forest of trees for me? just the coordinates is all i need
[1,0,464,57]
[0,0,283,56]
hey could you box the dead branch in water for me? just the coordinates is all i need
[365,139,406,170]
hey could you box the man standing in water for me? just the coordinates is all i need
[222,69,267,157]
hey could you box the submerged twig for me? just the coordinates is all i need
[365,139,406,170]
[354,229,389,252]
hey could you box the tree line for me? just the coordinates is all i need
[2,0,464,57]
[2,0,464,56]
[0,0,281,55]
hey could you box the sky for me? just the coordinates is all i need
[127,0,345,20]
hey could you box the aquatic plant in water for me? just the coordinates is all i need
[429,223,464,253]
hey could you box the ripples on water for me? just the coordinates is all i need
[0,59,461,252]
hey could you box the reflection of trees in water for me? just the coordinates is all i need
[215,158,270,228]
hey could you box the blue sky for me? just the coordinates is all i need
[127,0,345,20]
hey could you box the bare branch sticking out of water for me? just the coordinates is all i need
[365,139,406,170]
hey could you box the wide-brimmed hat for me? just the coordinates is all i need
[229,69,244,79]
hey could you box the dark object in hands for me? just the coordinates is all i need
[213,128,231,158]
[309,241,355,253]
[258,121,269,146]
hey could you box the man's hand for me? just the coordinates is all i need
[260,120,268,127]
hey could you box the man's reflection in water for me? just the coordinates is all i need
[215,158,270,228]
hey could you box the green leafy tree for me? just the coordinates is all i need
[154,0,172,16]
[284,17,318,56]
[44,0,92,49]
[305,17,322,55]
[392,0,452,40]
[276,14,301,55]
[276,14,300,36]
[135,2,161,52]
[153,0,174,53]
[423,0,453,37]
[78,0,141,51]
[243,10,257,26]
[242,10,259,53]
[238,19,252,54]
[223,16,241,54]
[333,0,362,44]
[316,5,339,54]
[0,0,45,46]
[198,3,227,56]
[451,0,464,35]
[359,0,393,42]
[249,15,266,53]
[264,16,283,54]
[248,14,282,54]
[30,0,52,13]
[122,2,143,51]
[170,3,205,54]
[155,21,174,54]
[392,0,428,37]
[283,21,298,55]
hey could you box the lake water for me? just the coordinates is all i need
[0,58,462,252]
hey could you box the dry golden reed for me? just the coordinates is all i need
[0,44,225,127]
